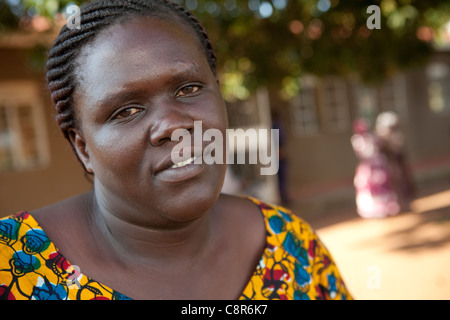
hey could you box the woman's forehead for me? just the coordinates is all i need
[77,17,205,72]
[80,16,203,60]
[73,16,212,105]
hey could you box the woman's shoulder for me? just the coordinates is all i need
[0,211,42,249]
[217,193,316,248]
[0,193,92,263]
[241,196,353,300]
[245,196,317,238]
[0,211,59,299]
[0,211,59,265]
[240,195,327,261]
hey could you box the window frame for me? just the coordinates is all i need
[0,81,50,173]
[289,75,320,137]
[426,62,450,115]
[320,76,351,133]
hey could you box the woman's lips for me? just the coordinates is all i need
[155,145,206,184]
[156,156,205,183]
[170,156,197,169]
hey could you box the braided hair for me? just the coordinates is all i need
[46,0,217,147]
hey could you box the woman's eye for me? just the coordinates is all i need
[114,107,142,120]
[176,85,201,97]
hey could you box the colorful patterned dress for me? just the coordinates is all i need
[0,197,352,300]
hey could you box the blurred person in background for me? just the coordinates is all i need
[375,111,415,212]
[351,118,400,218]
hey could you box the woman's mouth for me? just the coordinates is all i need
[170,156,197,169]
[156,155,205,184]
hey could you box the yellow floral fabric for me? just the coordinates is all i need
[0,211,130,300]
[240,197,352,300]
[0,198,351,300]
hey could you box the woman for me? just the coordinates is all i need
[351,118,400,218]
[0,0,351,300]
[375,111,415,212]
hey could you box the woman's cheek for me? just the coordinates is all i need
[88,126,144,171]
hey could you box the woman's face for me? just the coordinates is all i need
[71,16,228,224]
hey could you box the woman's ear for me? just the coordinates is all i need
[68,128,93,174]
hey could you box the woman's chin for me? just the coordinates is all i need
[156,188,221,223]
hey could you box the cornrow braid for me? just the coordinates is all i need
[45,0,217,166]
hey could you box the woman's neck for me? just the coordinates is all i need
[88,189,219,269]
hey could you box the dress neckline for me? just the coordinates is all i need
[16,196,277,300]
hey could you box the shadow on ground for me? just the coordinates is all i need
[307,180,450,299]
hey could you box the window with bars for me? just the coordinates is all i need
[0,82,50,172]
[289,73,409,135]
[289,76,319,137]
[321,76,350,132]
[350,80,378,125]
[426,62,450,114]
[380,74,408,115]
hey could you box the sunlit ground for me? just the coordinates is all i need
[315,188,450,300]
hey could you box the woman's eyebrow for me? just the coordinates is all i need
[166,64,203,84]
[96,64,204,107]
[97,90,144,108]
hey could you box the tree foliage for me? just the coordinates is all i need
[1,0,450,101]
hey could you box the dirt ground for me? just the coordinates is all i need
[302,181,450,300]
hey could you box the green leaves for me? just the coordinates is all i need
[2,0,449,100]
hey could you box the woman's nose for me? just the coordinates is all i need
[149,103,194,147]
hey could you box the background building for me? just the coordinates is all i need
[1,1,450,218]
